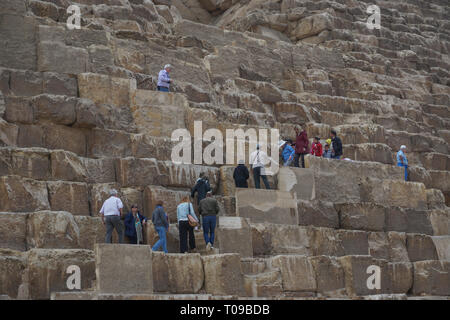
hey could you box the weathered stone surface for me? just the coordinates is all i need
[412,261,450,296]
[429,209,450,236]
[0,213,27,251]
[74,216,104,250]
[431,236,450,261]
[0,249,27,299]
[426,189,447,210]
[27,249,95,299]
[27,211,80,249]
[95,244,153,294]
[297,199,339,228]
[309,255,346,297]
[0,147,50,180]
[202,254,245,296]
[271,255,316,292]
[131,90,188,138]
[308,228,369,257]
[50,150,87,182]
[278,167,315,200]
[361,179,428,210]
[236,189,298,225]
[47,181,90,215]
[0,120,19,147]
[251,223,310,256]
[336,203,386,232]
[217,217,253,257]
[78,73,136,107]
[406,234,439,262]
[368,232,409,262]
[31,94,77,125]
[152,253,204,293]
[115,157,163,187]
[0,175,50,212]
[38,42,89,74]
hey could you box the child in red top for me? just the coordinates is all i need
[310,137,323,157]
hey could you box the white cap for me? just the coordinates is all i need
[400,145,406,150]
[110,189,118,196]
[238,159,245,165]
[279,140,286,148]
[164,64,171,69]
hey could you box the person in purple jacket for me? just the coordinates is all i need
[157,64,172,92]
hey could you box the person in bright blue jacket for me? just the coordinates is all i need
[124,204,147,244]
[279,140,295,167]
[396,145,408,181]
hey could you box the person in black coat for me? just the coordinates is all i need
[330,129,343,159]
[191,173,211,205]
[233,160,249,188]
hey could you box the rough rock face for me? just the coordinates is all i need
[0,0,449,300]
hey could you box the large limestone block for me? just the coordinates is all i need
[87,128,133,158]
[385,206,434,235]
[0,15,36,70]
[431,236,450,261]
[144,186,190,223]
[297,200,339,228]
[31,94,77,125]
[74,216,104,250]
[412,261,450,296]
[336,203,386,232]
[270,255,317,292]
[406,234,439,262]
[202,254,245,296]
[95,244,153,294]
[81,157,116,184]
[309,256,346,297]
[115,158,162,187]
[292,12,334,40]
[50,150,87,182]
[152,253,204,293]
[0,213,27,251]
[0,147,50,180]
[27,249,95,299]
[218,165,277,197]
[361,179,427,210]
[0,119,19,147]
[27,211,80,249]
[368,232,409,262]
[308,228,369,257]
[429,209,450,236]
[47,181,90,215]
[131,90,188,138]
[251,223,310,256]
[217,217,252,258]
[426,189,447,210]
[0,175,50,212]
[78,73,136,107]
[278,167,315,200]
[0,250,27,299]
[236,189,298,225]
[38,42,88,74]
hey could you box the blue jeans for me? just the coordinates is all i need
[332,155,341,159]
[398,163,408,181]
[157,86,169,92]
[202,215,217,245]
[253,166,270,189]
[152,226,168,253]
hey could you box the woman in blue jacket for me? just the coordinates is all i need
[280,140,295,166]
[124,204,147,245]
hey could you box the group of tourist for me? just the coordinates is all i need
[99,173,219,254]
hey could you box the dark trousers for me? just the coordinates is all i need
[157,86,169,92]
[253,166,270,189]
[105,215,124,243]
[202,215,217,245]
[179,220,195,253]
[294,153,305,168]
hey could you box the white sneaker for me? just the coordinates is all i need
[206,242,211,250]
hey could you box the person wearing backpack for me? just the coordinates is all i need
[177,196,199,253]
[191,173,211,205]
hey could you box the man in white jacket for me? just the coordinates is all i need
[249,144,275,189]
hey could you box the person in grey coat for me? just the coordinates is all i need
[151,200,169,253]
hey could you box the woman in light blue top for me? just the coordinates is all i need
[396,145,408,181]
[177,196,198,253]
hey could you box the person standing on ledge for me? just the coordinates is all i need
[250,144,271,189]
[233,160,250,188]
[99,189,124,244]
[330,129,343,160]
[124,204,147,245]
[294,125,309,168]
[157,64,172,92]
[279,140,295,167]
[397,145,409,181]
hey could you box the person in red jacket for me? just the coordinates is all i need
[294,126,309,168]
[310,136,323,157]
